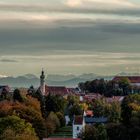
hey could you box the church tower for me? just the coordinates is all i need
[40,69,46,96]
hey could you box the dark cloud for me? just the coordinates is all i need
[0,20,140,55]
[0,59,18,63]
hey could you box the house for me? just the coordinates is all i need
[73,115,85,138]
[84,117,108,125]
[84,110,107,125]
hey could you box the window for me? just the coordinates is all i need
[77,126,79,131]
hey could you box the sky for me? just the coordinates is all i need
[0,0,140,76]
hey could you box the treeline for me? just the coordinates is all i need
[79,78,140,96]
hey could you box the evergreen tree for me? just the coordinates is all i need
[13,89,23,102]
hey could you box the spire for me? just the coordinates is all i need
[40,68,45,79]
[40,69,46,96]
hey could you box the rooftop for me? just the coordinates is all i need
[74,116,83,125]
[113,76,140,84]
[85,117,108,124]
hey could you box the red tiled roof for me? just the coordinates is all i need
[66,88,76,94]
[74,116,83,125]
[113,76,140,83]
[45,85,69,95]
[86,110,93,116]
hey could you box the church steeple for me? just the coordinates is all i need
[40,69,46,95]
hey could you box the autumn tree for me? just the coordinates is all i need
[0,115,38,139]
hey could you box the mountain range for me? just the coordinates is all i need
[0,72,139,88]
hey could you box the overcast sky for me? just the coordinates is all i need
[0,0,140,76]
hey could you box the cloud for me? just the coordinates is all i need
[0,59,18,63]
[65,0,136,8]
[66,0,82,7]
[0,20,140,56]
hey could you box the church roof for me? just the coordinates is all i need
[45,85,69,95]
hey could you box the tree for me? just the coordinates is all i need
[13,89,23,102]
[1,88,9,99]
[56,112,66,127]
[109,102,121,123]
[69,104,83,117]
[121,96,133,125]
[0,128,39,140]
[27,85,35,96]
[97,124,108,140]
[45,94,66,113]
[0,115,37,138]
[106,123,130,140]
[119,78,131,95]
[90,99,106,117]
[80,124,107,140]
[80,125,98,140]
[13,104,46,139]
[46,112,60,136]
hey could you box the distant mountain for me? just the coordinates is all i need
[79,73,98,80]
[0,72,139,88]
[47,74,76,81]
[0,76,39,88]
[0,73,96,88]
[46,77,87,87]
[117,72,140,76]
[23,74,38,79]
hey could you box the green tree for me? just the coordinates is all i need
[97,124,108,140]
[0,115,37,137]
[119,78,130,95]
[121,96,133,125]
[13,89,23,102]
[0,128,39,140]
[80,124,108,140]
[45,94,66,113]
[80,125,98,140]
[109,102,121,123]
[69,104,83,117]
